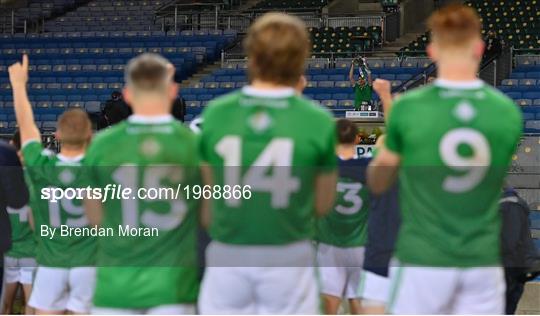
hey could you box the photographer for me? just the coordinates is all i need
[101,91,132,128]
[485,30,503,60]
[349,57,373,111]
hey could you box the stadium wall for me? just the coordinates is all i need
[0,0,26,8]
[400,0,434,35]
[324,0,361,15]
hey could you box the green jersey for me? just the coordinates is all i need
[6,202,35,258]
[83,115,200,308]
[22,141,95,267]
[354,83,372,108]
[199,87,337,245]
[385,80,522,267]
[315,157,370,247]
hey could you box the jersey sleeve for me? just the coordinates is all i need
[198,106,215,163]
[384,98,406,155]
[80,139,101,189]
[21,140,56,180]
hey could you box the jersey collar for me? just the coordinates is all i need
[242,86,295,98]
[128,114,174,124]
[57,154,84,163]
[434,79,484,90]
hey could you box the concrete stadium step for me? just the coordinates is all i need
[180,61,221,88]
[517,282,540,314]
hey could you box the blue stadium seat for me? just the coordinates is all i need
[313,75,328,81]
[524,92,540,99]
[332,93,348,100]
[507,92,522,99]
[321,100,337,107]
[84,101,101,113]
[42,121,57,131]
[516,99,533,106]
[315,94,331,100]
[338,100,354,107]
[318,81,334,88]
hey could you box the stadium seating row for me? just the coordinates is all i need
[1,0,87,27]
[45,0,164,32]
[401,0,540,55]
[310,26,383,53]
[0,30,236,40]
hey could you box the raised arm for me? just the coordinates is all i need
[84,198,103,227]
[367,136,400,194]
[363,58,373,85]
[349,63,356,85]
[8,55,41,145]
[372,79,393,118]
[368,80,401,194]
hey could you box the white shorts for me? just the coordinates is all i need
[388,265,505,314]
[3,256,36,284]
[316,243,364,299]
[28,266,96,314]
[198,241,319,314]
[357,270,390,306]
[92,304,195,315]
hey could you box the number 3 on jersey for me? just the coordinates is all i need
[216,136,300,209]
[439,127,491,193]
[335,182,363,215]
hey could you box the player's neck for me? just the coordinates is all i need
[337,145,356,160]
[131,97,170,117]
[132,105,169,117]
[437,61,479,82]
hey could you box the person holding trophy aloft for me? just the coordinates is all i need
[349,57,373,111]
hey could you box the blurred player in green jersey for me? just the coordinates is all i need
[2,131,36,315]
[83,53,201,314]
[9,55,96,314]
[367,4,522,314]
[198,13,338,314]
[315,119,370,314]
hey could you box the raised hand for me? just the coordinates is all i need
[8,54,29,89]
[373,79,391,100]
[372,79,393,117]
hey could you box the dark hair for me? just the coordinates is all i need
[336,119,358,145]
[11,129,21,150]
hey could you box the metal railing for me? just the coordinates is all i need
[511,48,540,66]
[221,50,425,68]
[155,2,389,34]
[392,46,520,93]
[155,1,225,31]
[326,16,382,28]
